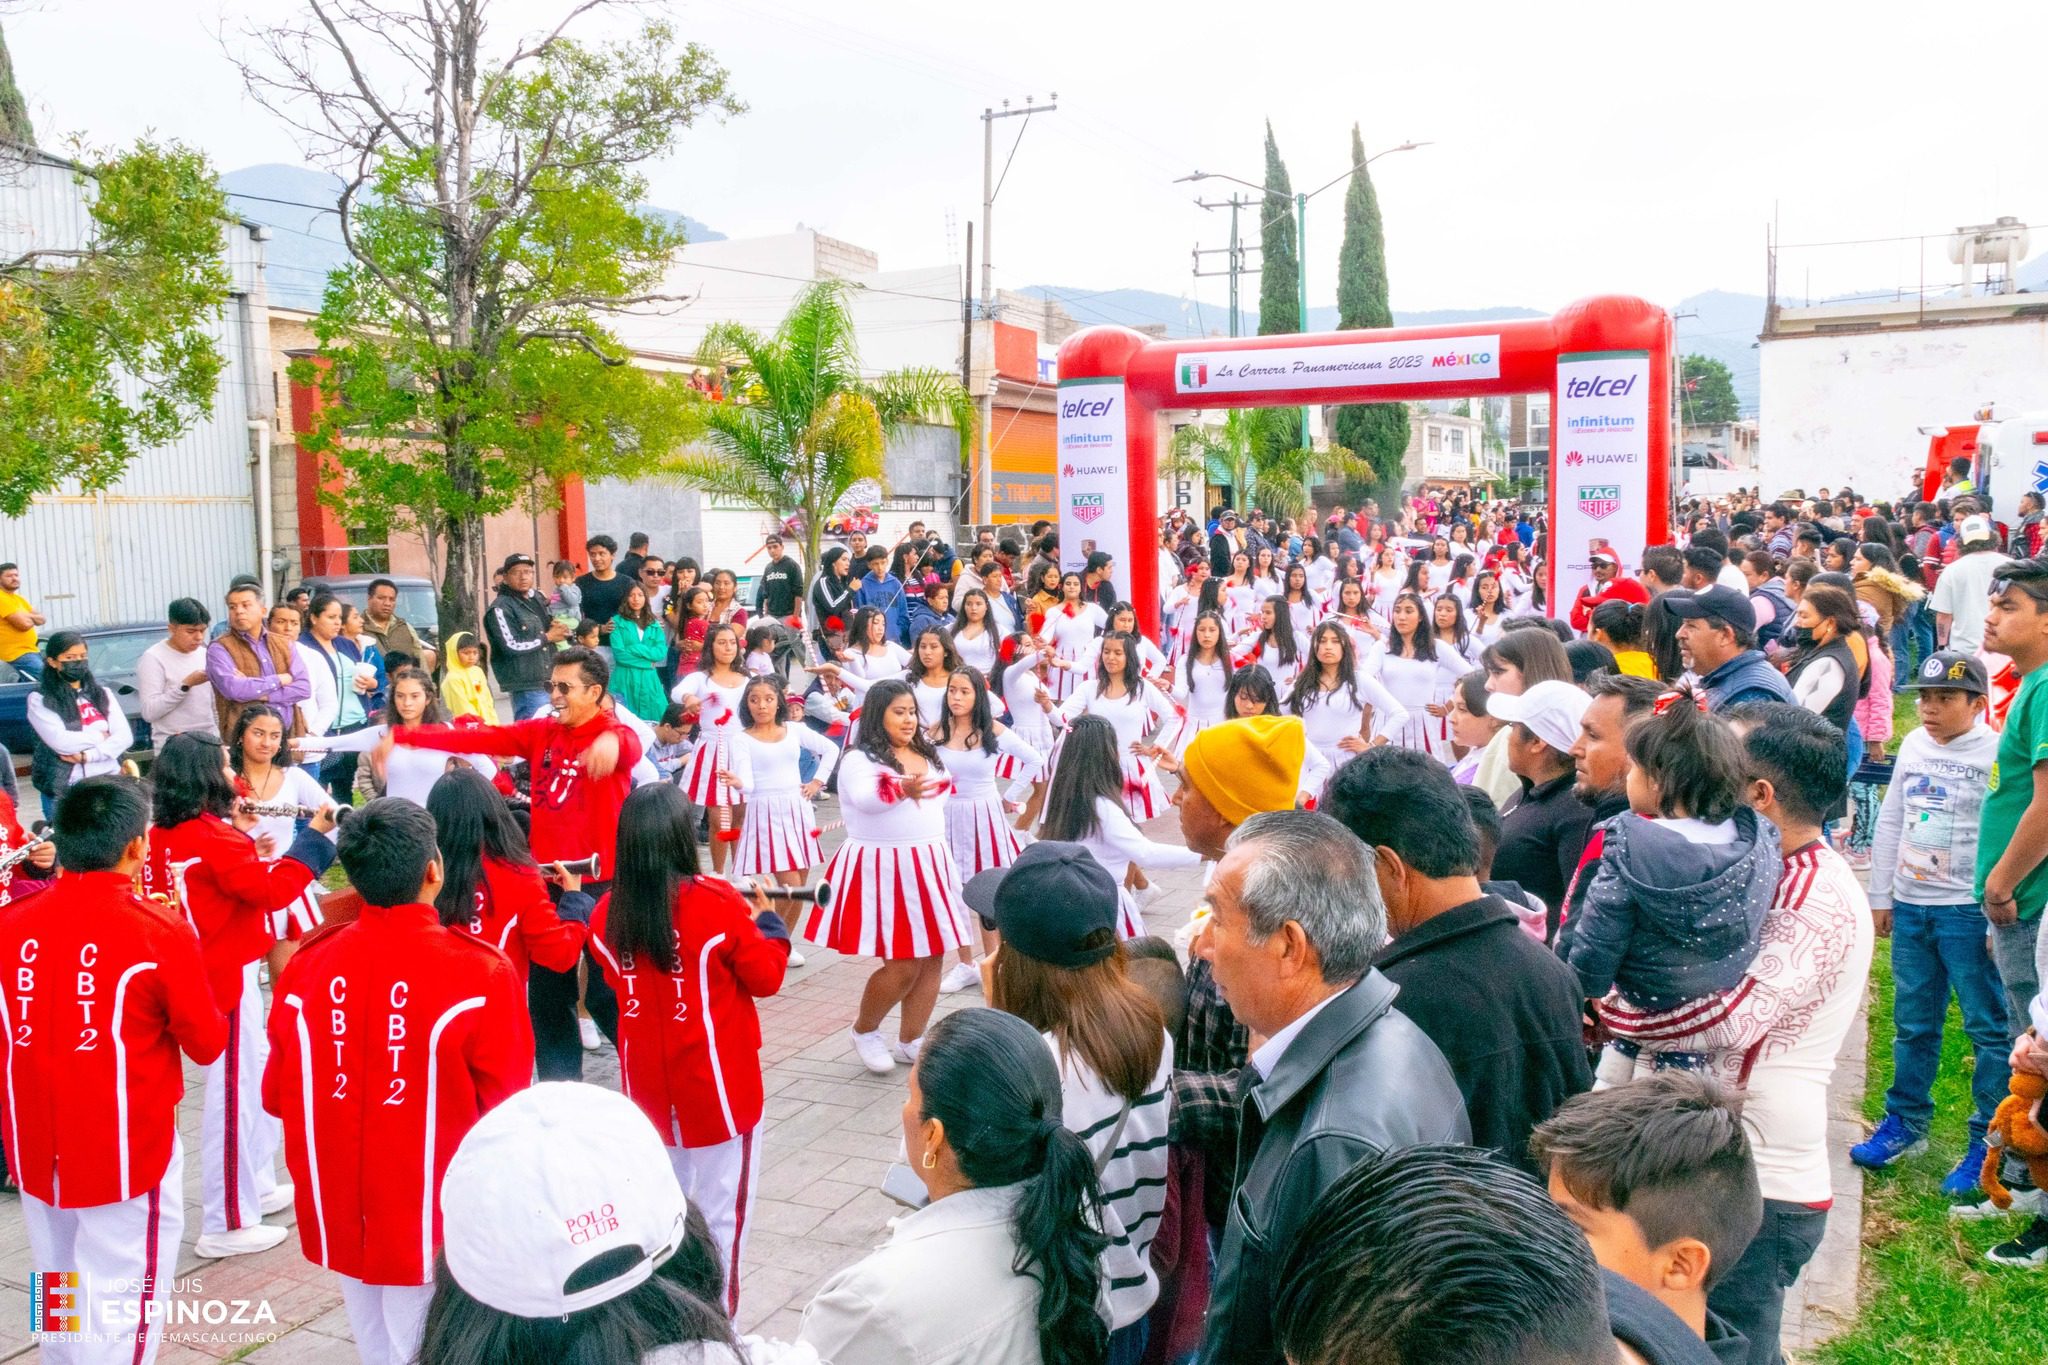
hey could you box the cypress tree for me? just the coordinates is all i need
[1257,121,1301,452]
[1331,124,1409,498]
[0,25,34,146]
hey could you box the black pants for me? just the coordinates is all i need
[1707,1197,1827,1365]
[530,878,619,1081]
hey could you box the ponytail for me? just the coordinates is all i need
[1014,1123,1112,1365]
[916,1010,1110,1365]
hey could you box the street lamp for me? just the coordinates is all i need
[1178,140,1430,432]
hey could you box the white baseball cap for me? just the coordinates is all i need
[1959,514,1996,546]
[1486,679,1592,754]
[441,1082,688,1318]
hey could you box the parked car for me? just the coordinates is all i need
[296,574,441,655]
[1,623,163,777]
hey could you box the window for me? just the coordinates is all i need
[1449,429,1465,455]
[347,527,391,575]
[1529,396,1550,445]
[1427,426,1441,453]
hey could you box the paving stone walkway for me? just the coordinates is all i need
[0,800,1866,1361]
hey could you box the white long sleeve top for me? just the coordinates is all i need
[728,726,842,796]
[294,641,339,739]
[136,639,215,748]
[1866,722,1997,909]
[835,749,953,845]
[942,728,1044,801]
[1294,675,1412,763]
[26,687,133,783]
[1056,682,1174,752]
[952,626,999,678]
[1076,795,1201,888]
[294,724,495,806]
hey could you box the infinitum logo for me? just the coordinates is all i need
[1566,414,1637,433]
[1180,361,1209,388]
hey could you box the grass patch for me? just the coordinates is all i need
[1814,953,2046,1364]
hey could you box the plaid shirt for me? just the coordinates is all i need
[1172,955,1251,1225]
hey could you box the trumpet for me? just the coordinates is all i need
[545,855,602,881]
[741,879,834,911]
[0,823,52,876]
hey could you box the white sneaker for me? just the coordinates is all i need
[786,947,807,969]
[259,1183,295,1216]
[890,1035,924,1067]
[1954,1185,2047,1221]
[939,961,981,994]
[578,1016,603,1051]
[850,1028,896,1074]
[194,1224,288,1259]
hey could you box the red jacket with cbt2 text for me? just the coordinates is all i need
[0,870,227,1207]
[262,902,533,1286]
[452,856,589,983]
[588,880,789,1148]
[403,713,641,869]
[146,815,334,1012]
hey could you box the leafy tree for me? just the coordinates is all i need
[1681,354,1739,426]
[0,140,230,516]
[1330,124,1407,501]
[0,23,32,145]
[1165,409,1369,522]
[662,281,975,580]
[1257,121,1302,455]
[244,0,742,640]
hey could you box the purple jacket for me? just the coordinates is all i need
[205,630,312,708]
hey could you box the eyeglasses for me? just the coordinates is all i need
[546,681,584,696]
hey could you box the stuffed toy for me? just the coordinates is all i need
[1981,1070,2048,1209]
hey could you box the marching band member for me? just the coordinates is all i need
[0,776,55,906]
[1287,621,1410,774]
[149,732,337,1259]
[1055,632,1177,822]
[934,667,1044,994]
[0,777,226,1365]
[587,782,792,1316]
[263,799,532,1365]
[672,623,751,876]
[800,680,966,1075]
[1037,715,1199,936]
[395,646,640,1083]
[725,676,840,897]
[425,766,591,985]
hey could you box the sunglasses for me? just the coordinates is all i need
[546,681,587,696]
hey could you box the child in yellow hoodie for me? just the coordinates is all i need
[439,630,500,724]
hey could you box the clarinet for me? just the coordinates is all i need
[236,799,354,825]
[0,825,52,876]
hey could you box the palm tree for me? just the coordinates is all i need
[663,280,977,585]
[1166,408,1372,521]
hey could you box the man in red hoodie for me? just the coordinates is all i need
[1568,550,1652,633]
[0,777,227,1364]
[395,645,640,1080]
[264,798,532,1365]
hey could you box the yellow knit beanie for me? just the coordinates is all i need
[1181,715,1307,826]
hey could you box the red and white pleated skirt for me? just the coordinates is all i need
[684,732,735,807]
[803,838,970,960]
[733,788,823,876]
[945,789,1029,878]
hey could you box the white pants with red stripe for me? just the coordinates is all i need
[21,1141,182,1365]
[336,1278,433,1365]
[201,962,282,1235]
[669,1125,759,1317]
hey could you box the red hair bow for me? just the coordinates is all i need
[999,637,1021,665]
[1652,687,1709,717]
[1028,611,1047,637]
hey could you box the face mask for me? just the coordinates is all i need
[59,660,91,683]
[1787,625,1817,649]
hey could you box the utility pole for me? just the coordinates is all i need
[1194,195,1255,336]
[978,95,1056,528]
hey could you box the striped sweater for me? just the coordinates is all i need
[1045,1032,1173,1331]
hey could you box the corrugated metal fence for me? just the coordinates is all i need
[0,150,265,629]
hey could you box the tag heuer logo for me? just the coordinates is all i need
[1072,493,1107,524]
[1577,484,1621,521]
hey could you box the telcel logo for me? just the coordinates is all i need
[1564,373,1637,399]
[1061,396,1116,419]
[1431,350,1494,367]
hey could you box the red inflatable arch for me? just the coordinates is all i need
[1053,294,1674,635]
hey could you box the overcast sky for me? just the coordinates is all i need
[13,0,2048,324]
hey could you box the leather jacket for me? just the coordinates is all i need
[1204,969,1470,1365]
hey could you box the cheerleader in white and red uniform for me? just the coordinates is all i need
[725,677,840,890]
[1038,714,1199,937]
[1053,632,1176,823]
[226,702,334,943]
[933,667,1044,993]
[1078,601,1171,685]
[1280,563,1320,637]
[949,588,1002,679]
[905,625,962,727]
[995,633,1058,827]
[843,606,911,685]
[1161,561,1215,664]
[801,679,967,1075]
[1165,611,1232,757]
[1369,591,1470,761]
[1231,595,1309,693]
[1286,622,1411,774]
[1319,578,1384,662]
[1042,573,1107,701]
[671,623,750,875]
[588,782,790,1316]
